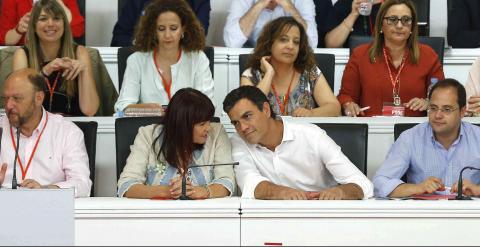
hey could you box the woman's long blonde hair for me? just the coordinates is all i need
[26,0,77,97]
[368,0,420,64]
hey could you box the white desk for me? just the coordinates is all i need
[75,197,241,246]
[240,199,480,246]
[74,116,480,197]
[74,197,480,246]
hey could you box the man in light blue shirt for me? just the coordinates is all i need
[374,79,480,198]
[223,0,318,48]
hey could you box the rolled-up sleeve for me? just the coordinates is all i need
[373,133,412,198]
[230,134,269,199]
[54,123,92,198]
[210,124,236,196]
[318,129,373,199]
[223,1,250,48]
[115,53,142,112]
[295,0,318,48]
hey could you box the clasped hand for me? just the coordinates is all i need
[168,177,208,199]
[43,57,85,81]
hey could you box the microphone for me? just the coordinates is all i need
[178,162,239,200]
[11,128,20,189]
[455,166,480,200]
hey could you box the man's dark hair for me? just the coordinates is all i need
[223,86,276,119]
[428,78,466,108]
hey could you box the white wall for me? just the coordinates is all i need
[85,0,449,47]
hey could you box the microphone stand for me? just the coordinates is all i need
[177,162,239,200]
[456,166,480,200]
[11,128,20,189]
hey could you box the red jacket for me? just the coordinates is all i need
[338,43,445,117]
[0,0,84,45]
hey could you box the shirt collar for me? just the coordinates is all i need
[281,117,294,142]
[428,121,465,147]
[254,117,294,149]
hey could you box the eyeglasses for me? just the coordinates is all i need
[383,16,413,26]
[427,106,459,114]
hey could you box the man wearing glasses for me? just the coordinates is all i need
[373,79,480,198]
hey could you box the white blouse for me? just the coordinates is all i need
[114,50,214,112]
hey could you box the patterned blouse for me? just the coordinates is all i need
[242,66,322,116]
[117,123,236,197]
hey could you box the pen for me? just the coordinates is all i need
[359,106,370,112]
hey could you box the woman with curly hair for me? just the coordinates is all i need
[241,16,340,117]
[114,0,214,112]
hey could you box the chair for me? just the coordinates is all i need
[117,46,215,90]
[393,123,418,141]
[73,121,98,197]
[238,53,335,91]
[74,0,86,45]
[348,35,445,64]
[413,0,430,36]
[314,123,368,175]
[115,116,220,180]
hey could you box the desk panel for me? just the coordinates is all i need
[240,199,480,246]
[75,197,241,246]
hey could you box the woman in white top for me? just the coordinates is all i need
[465,58,480,116]
[114,0,214,112]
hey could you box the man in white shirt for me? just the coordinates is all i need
[223,86,373,200]
[223,0,318,48]
[0,69,91,197]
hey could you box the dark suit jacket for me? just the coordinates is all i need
[448,0,480,48]
[314,0,333,48]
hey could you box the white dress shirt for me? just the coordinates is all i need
[0,109,92,197]
[114,50,215,112]
[223,0,318,48]
[231,120,373,199]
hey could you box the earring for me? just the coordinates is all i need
[380,30,383,33]
[181,33,184,39]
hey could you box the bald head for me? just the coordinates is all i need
[3,68,45,129]
[4,68,45,93]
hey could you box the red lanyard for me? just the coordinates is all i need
[153,49,182,101]
[270,71,296,115]
[44,72,61,111]
[383,47,407,97]
[10,112,49,180]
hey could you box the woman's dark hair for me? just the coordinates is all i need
[155,88,215,173]
[134,0,205,52]
[246,16,316,73]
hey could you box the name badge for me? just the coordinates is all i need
[382,102,405,116]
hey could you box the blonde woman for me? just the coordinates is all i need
[12,0,99,116]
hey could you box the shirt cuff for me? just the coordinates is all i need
[211,178,235,197]
[240,176,269,199]
[375,179,405,198]
[118,180,143,198]
[54,180,91,198]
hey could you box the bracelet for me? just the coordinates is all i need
[203,184,211,199]
[15,25,26,35]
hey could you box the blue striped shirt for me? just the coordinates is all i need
[374,122,480,198]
